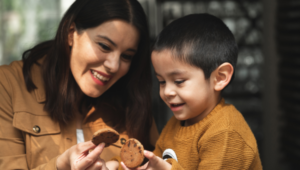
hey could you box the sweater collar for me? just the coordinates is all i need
[175,98,226,138]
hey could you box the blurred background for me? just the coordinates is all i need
[0,0,299,169]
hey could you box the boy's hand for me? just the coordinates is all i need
[121,150,172,170]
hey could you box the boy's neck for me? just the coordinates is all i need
[184,95,222,126]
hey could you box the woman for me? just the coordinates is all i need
[0,0,159,169]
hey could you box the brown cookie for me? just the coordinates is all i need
[91,128,119,147]
[120,138,144,169]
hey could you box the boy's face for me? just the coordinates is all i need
[152,50,217,126]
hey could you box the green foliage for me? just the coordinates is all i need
[1,0,61,65]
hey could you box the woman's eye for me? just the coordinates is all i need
[175,80,185,84]
[121,54,133,61]
[98,43,110,51]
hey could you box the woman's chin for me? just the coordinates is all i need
[82,89,103,98]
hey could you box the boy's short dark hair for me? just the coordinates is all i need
[153,13,238,79]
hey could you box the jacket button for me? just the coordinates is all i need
[120,138,126,145]
[33,125,40,133]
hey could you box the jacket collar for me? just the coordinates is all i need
[29,57,97,120]
[31,58,46,103]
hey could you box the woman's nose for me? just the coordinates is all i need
[103,52,120,73]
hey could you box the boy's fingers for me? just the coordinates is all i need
[143,150,172,170]
[137,162,149,170]
[121,161,149,170]
[121,151,156,170]
[144,150,159,165]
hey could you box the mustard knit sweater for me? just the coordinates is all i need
[153,99,262,170]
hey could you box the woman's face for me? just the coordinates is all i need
[68,19,139,98]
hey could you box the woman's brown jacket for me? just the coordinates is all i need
[0,60,159,169]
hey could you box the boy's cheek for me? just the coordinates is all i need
[159,90,168,104]
[159,91,164,100]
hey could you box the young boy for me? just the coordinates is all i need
[122,13,262,170]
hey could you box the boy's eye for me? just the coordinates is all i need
[98,43,111,51]
[175,80,185,84]
[158,81,166,85]
[121,54,133,61]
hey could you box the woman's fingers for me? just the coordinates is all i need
[75,141,99,163]
[57,141,107,170]
[106,160,120,170]
[86,158,107,170]
[77,140,98,152]
[75,142,105,170]
[85,142,105,161]
[120,162,134,170]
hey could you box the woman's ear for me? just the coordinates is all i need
[213,62,234,91]
[68,23,76,46]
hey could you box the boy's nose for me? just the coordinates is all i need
[164,85,176,98]
[103,52,120,73]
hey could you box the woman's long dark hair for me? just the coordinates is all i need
[22,0,153,149]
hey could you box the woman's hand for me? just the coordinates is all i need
[56,141,108,170]
[106,160,120,170]
[121,150,172,170]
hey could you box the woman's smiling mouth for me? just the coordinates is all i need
[91,70,111,82]
[90,70,112,86]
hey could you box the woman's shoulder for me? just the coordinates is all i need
[0,59,46,112]
[0,60,24,89]
[0,60,24,77]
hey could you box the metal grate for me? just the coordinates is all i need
[278,0,300,169]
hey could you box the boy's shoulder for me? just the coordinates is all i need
[202,102,258,150]
[158,101,257,146]
[213,102,251,132]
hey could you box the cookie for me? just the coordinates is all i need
[91,128,119,147]
[120,138,144,168]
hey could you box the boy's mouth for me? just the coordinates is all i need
[170,103,185,112]
[170,103,185,107]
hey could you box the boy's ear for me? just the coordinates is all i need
[212,62,234,91]
[68,23,76,46]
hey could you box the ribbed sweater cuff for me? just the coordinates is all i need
[166,158,184,170]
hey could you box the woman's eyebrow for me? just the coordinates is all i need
[97,35,117,47]
[97,35,137,52]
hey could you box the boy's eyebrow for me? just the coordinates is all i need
[155,70,187,77]
[167,70,187,76]
[154,72,161,77]
[97,35,137,52]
